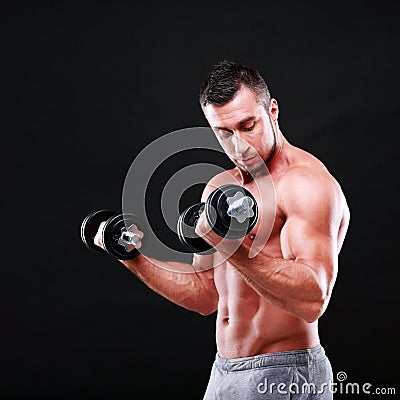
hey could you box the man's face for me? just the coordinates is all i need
[203,85,276,175]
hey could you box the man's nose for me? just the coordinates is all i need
[231,134,249,155]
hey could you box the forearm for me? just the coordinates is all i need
[120,255,218,316]
[225,244,327,322]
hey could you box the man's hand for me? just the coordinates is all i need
[195,211,243,256]
[93,221,107,249]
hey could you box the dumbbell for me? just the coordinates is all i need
[81,210,145,260]
[177,184,258,253]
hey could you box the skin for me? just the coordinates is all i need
[95,85,350,358]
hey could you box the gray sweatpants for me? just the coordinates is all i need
[203,345,333,399]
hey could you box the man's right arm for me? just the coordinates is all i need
[119,253,218,316]
[95,172,241,314]
[95,178,226,316]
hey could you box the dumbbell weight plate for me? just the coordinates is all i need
[177,203,215,254]
[81,210,117,255]
[102,213,144,260]
[206,184,258,239]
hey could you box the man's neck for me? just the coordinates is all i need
[267,130,289,175]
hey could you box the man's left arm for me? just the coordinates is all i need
[198,169,345,323]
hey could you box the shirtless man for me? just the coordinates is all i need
[95,61,350,399]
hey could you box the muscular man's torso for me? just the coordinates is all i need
[213,145,348,358]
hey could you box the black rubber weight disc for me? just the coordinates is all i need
[101,213,142,260]
[81,210,116,255]
[177,203,215,254]
[206,184,258,239]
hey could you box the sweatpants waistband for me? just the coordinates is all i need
[215,345,326,372]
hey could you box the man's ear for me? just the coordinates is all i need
[269,98,279,122]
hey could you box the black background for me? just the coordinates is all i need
[2,1,399,399]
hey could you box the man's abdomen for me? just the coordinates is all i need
[215,273,320,358]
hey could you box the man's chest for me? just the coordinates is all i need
[240,179,285,258]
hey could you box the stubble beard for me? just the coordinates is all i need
[242,115,277,177]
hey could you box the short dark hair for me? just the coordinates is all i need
[199,60,271,109]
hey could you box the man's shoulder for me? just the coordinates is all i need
[280,145,338,187]
[276,146,350,235]
[277,147,344,210]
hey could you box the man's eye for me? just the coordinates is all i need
[242,124,254,132]
[219,131,232,138]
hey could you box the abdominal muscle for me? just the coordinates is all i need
[214,261,320,359]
